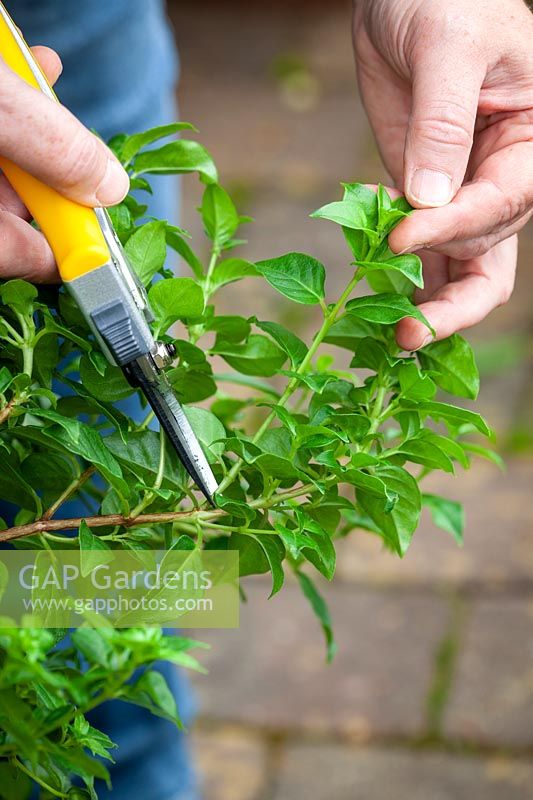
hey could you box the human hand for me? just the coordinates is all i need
[353,0,533,348]
[0,46,129,283]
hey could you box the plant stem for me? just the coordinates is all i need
[12,758,68,799]
[0,509,222,543]
[0,476,332,543]
[131,428,166,517]
[0,319,23,344]
[137,409,155,430]
[22,345,33,378]
[42,466,96,520]
[203,247,219,300]
[361,380,389,454]
[217,269,364,495]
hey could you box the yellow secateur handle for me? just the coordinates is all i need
[0,3,111,281]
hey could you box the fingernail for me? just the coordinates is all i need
[409,169,453,207]
[418,333,434,350]
[396,244,425,255]
[95,158,130,206]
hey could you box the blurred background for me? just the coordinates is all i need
[168,1,533,797]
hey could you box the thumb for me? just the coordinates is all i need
[0,60,129,208]
[404,41,484,209]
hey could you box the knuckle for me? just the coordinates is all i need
[497,281,513,306]
[412,102,475,150]
[57,126,104,191]
[486,177,532,226]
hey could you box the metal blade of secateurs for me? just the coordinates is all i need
[126,361,218,506]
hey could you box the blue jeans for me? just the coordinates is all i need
[5,3,199,798]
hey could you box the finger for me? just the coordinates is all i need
[0,61,129,207]
[420,208,532,261]
[0,173,30,218]
[353,24,411,188]
[0,47,64,221]
[396,236,517,350]
[404,30,484,209]
[390,141,533,255]
[0,210,57,283]
[413,249,449,303]
[30,45,63,85]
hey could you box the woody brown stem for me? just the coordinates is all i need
[0,509,223,543]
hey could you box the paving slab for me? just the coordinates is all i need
[271,744,533,800]
[191,582,448,738]
[444,597,533,747]
[192,726,267,800]
[335,459,533,589]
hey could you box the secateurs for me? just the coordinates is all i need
[0,2,218,505]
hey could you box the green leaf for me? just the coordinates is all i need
[255,252,326,305]
[324,410,371,442]
[21,452,77,492]
[166,225,204,280]
[148,277,204,333]
[418,334,479,400]
[106,429,187,490]
[0,458,41,511]
[120,122,196,164]
[33,332,59,388]
[200,184,240,250]
[343,468,398,509]
[350,338,393,372]
[312,183,379,261]
[324,315,382,351]
[392,435,455,474]
[58,375,130,439]
[376,185,412,235]
[124,220,167,285]
[79,520,113,577]
[27,410,130,497]
[71,713,116,761]
[229,531,285,596]
[168,367,217,404]
[346,293,434,333]
[423,493,464,545]
[209,258,259,292]
[405,400,491,437]
[357,465,421,555]
[255,319,307,367]
[461,442,504,469]
[243,532,285,597]
[362,253,424,290]
[296,513,336,580]
[0,366,13,394]
[214,494,257,525]
[213,334,287,376]
[312,182,377,231]
[397,362,436,400]
[296,570,337,662]
[71,629,112,668]
[120,670,182,726]
[0,762,32,799]
[132,140,218,183]
[0,279,37,313]
[79,355,134,403]
[184,406,226,462]
[107,203,133,239]
[207,315,251,343]
[311,199,371,230]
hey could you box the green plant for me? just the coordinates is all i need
[0,122,494,797]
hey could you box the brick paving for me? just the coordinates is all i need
[169,1,533,797]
